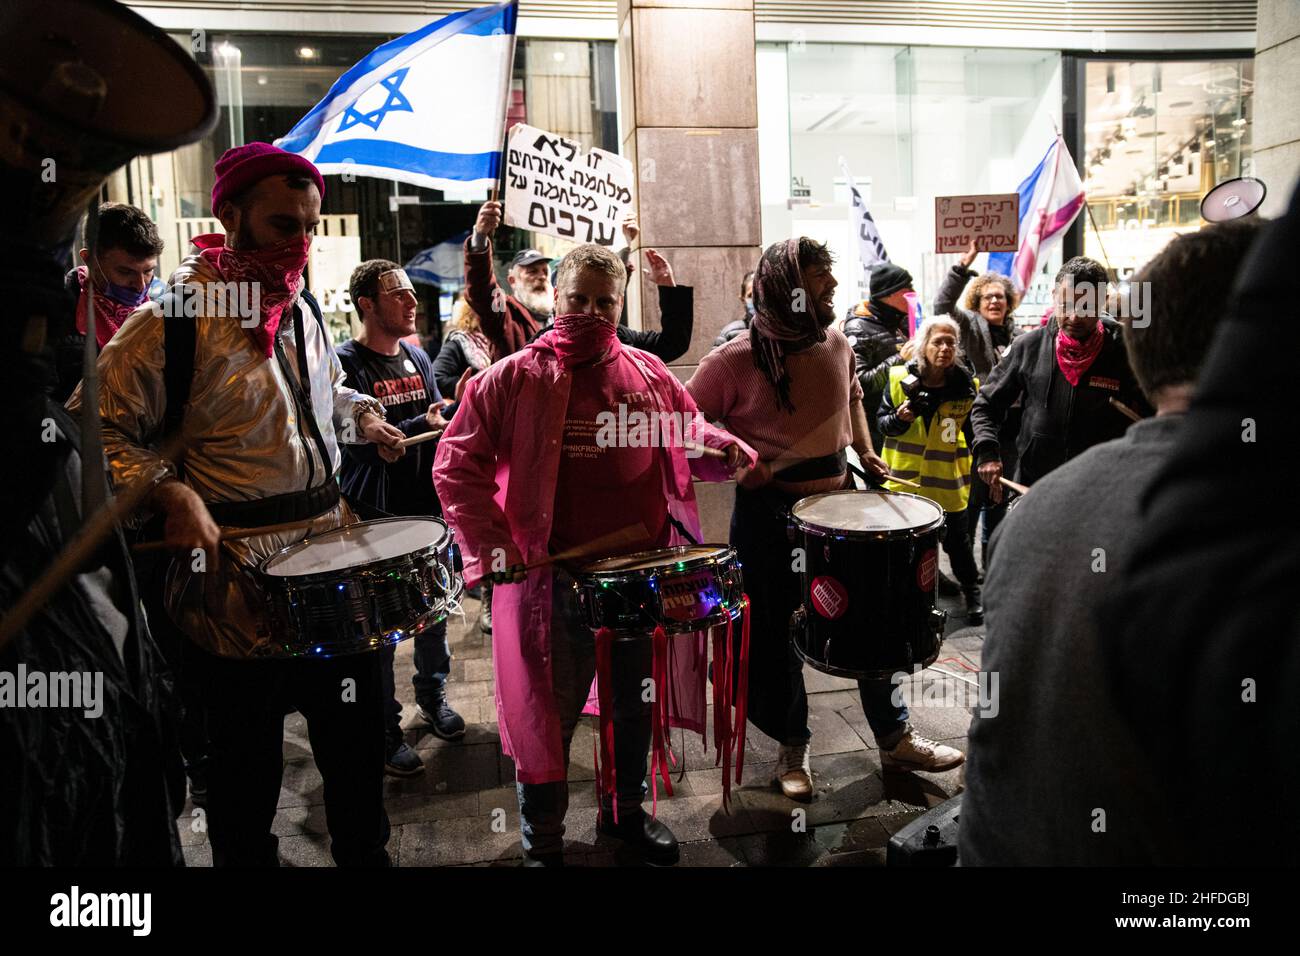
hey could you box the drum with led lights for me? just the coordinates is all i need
[789,489,947,679]
[259,517,462,657]
[573,545,744,637]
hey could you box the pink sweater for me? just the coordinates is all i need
[686,329,863,476]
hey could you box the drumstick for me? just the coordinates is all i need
[683,442,727,460]
[399,430,442,448]
[999,476,1030,495]
[520,521,649,573]
[131,517,322,553]
[884,474,923,489]
[1109,397,1143,423]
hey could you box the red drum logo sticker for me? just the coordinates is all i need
[810,576,848,620]
[917,549,938,591]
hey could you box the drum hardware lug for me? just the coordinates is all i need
[930,607,948,636]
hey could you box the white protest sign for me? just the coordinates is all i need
[503,123,633,247]
[935,193,1019,254]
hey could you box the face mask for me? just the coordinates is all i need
[550,312,618,368]
[744,298,755,317]
[94,263,151,308]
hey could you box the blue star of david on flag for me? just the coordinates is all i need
[277,1,518,192]
[337,68,413,133]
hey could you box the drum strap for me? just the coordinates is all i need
[205,481,340,528]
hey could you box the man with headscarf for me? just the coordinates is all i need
[435,243,755,866]
[69,142,406,866]
[687,239,964,802]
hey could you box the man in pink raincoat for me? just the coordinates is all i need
[434,243,756,866]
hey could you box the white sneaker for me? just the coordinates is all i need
[773,742,813,802]
[880,732,965,773]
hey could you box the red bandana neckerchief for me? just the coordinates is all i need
[1055,320,1104,386]
[192,232,310,358]
[75,267,135,348]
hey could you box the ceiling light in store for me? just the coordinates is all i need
[552,51,567,62]
[1231,117,1247,127]
[297,46,317,59]
[257,74,268,86]
[1205,139,1216,147]
[1169,101,1193,110]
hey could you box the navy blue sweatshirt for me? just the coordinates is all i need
[336,339,447,518]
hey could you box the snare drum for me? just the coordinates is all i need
[789,490,947,680]
[259,517,463,657]
[574,545,744,636]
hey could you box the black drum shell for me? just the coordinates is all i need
[791,521,945,680]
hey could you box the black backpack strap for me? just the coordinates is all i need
[159,293,196,449]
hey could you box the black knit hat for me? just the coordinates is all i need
[868,262,913,300]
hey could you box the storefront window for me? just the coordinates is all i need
[111,32,617,343]
[761,42,1062,324]
[1082,58,1253,281]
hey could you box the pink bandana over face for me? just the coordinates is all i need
[193,232,311,357]
[548,312,620,368]
[75,267,137,348]
[1055,320,1105,386]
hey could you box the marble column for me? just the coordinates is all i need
[1253,0,1300,217]
[618,0,761,541]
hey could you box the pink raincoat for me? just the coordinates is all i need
[433,335,756,785]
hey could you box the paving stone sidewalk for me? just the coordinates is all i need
[179,569,980,867]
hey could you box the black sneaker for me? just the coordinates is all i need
[187,770,208,809]
[963,589,984,626]
[384,742,425,777]
[478,599,493,634]
[417,697,467,740]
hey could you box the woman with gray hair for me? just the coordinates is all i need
[877,316,983,623]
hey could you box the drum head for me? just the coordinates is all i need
[580,545,727,574]
[262,517,449,577]
[792,490,943,535]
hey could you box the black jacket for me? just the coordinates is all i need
[969,318,1150,486]
[431,332,483,399]
[932,264,1019,379]
[844,313,908,450]
[712,314,750,349]
[532,284,694,362]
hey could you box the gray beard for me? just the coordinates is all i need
[516,286,553,317]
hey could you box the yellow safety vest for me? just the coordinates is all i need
[881,366,978,513]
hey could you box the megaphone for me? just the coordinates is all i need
[0,0,218,254]
[1200,177,1268,223]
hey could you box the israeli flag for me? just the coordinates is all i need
[406,231,472,287]
[276,1,517,191]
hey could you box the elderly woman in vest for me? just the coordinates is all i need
[877,316,983,623]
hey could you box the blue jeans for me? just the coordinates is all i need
[857,678,910,750]
[517,569,652,857]
[380,620,450,752]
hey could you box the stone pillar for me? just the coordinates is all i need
[617,0,761,541]
[1253,0,1300,217]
